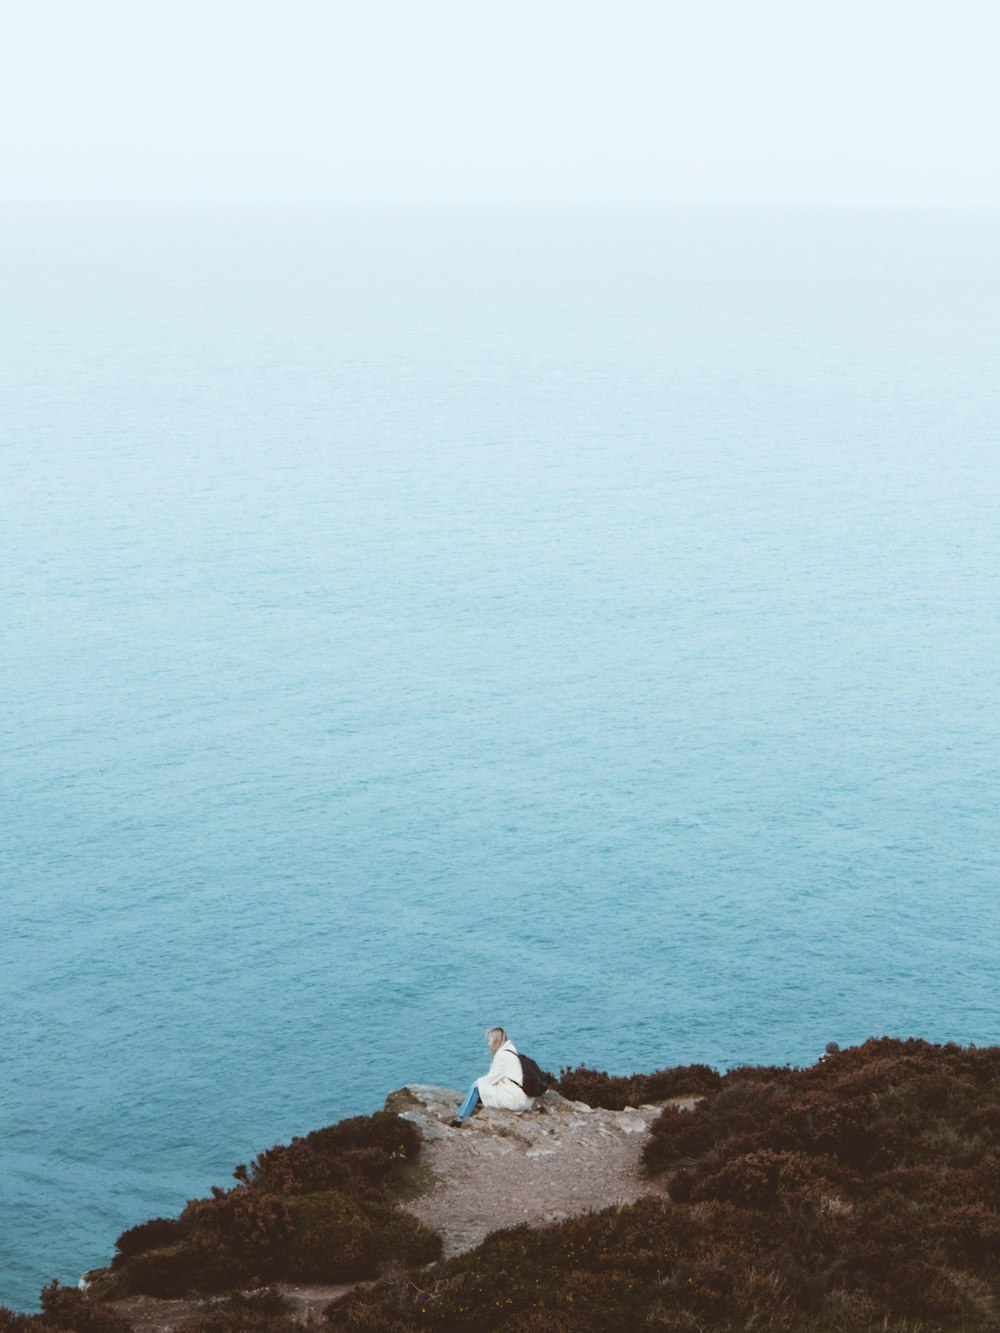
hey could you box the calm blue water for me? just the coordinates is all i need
[2,202,998,1310]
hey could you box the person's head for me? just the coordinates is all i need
[485,1027,507,1053]
[818,1041,841,1063]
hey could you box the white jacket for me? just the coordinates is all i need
[476,1040,535,1113]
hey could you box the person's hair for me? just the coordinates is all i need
[485,1027,507,1048]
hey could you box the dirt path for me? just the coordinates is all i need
[385,1084,693,1258]
[110,1282,365,1330]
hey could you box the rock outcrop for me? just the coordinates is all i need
[383,1084,698,1258]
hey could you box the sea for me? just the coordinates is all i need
[1,200,998,1311]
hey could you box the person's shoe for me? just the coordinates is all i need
[449,1117,464,1128]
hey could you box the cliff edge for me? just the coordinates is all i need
[8,1041,1000,1331]
[77,1083,696,1330]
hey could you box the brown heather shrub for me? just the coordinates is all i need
[40,1281,133,1333]
[646,1037,1000,1186]
[325,1197,846,1330]
[930,1203,1000,1269]
[974,1153,1000,1207]
[716,1063,794,1085]
[326,1190,996,1330]
[115,1238,244,1296]
[688,1149,855,1209]
[184,1286,295,1332]
[243,1113,422,1199]
[553,1062,720,1110]
[0,1313,34,1333]
[96,1110,439,1300]
[322,1278,422,1333]
[112,1216,184,1265]
[324,1039,1000,1331]
[0,1281,134,1332]
[284,1191,441,1281]
[967,1102,1000,1143]
[178,1189,294,1278]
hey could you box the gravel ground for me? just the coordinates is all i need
[385,1084,694,1258]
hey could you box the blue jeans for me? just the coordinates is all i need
[455,1083,481,1120]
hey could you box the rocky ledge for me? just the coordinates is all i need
[383,1083,699,1258]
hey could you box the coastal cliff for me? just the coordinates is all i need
[4,1039,1000,1331]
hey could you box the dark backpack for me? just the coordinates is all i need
[513,1052,549,1098]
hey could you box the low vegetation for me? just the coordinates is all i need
[553,1061,722,1109]
[4,1039,997,1330]
[0,1281,132,1333]
[327,1038,1000,1331]
[92,1111,438,1301]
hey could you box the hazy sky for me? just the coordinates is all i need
[2,0,998,203]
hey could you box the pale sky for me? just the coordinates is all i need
[1,0,998,203]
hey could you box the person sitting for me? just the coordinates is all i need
[450,1027,536,1127]
[818,1041,841,1063]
